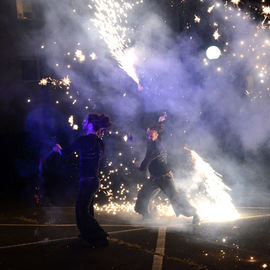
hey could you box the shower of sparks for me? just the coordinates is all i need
[39,76,71,88]
[183,0,270,101]
[92,146,240,221]
[184,147,239,222]
[94,201,135,215]
[91,0,142,89]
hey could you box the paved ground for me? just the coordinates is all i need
[0,206,270,270]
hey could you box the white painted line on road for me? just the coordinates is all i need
[237,207,270,209]
[0,224,76,227]
[196,213,270,225]
[0,227,148,249]
[152,226,166,270]
[0,223,153,228]
[0,236,78,249]
[109,227,148,235]
[238,213,270,220]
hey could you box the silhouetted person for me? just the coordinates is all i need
[53,113,112,247]
[135,115,199,224]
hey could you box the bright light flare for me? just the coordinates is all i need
[230,0,240,6]
[262,6,270,15]
[184,147,239,222]
[206,46,221,60]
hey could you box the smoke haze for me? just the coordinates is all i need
[23,0,270,211]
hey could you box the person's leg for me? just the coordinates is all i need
[89,199,94,217]
[135,179,158,218]
[76,177,108,243]
[157,173,196,217]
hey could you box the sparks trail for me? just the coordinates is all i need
[91,0,142,90]
[184,147,239,222]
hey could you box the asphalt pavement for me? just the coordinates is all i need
[0,206,270,270]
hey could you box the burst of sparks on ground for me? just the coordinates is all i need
[93,146,240,221]
[184,147,239,222]
[91,0,142,88]
[94,201,135,215]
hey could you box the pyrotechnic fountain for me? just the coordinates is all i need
[91,0,142,90]
[184,147,239,222]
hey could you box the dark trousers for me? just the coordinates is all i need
[135,172,196,217]
[76,177,107,241]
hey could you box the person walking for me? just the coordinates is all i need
[53,113,112,247]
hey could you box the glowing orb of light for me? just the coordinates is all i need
[206,46,221,60]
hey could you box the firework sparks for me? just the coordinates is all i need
[184,147,239,222]
[208,5,215,13]
[39,76,71,88]
[94,202,135,215]
[75,49,86,62]
[194,15,201,23]
[62,75,71,86]
[262,6,270,16]
[230,0,240,6]
[213,29,221,40]
[262,6,270,26]
[39,78,48,86]
[90,52,97,60]
[68,115,74,127]
[91,0,141,89]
